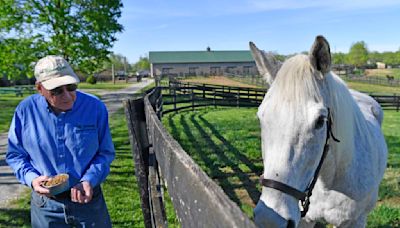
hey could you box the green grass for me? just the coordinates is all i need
[0,94,31,132]
[78,82,133,90]
[104,109,179,227]
[162,108,263,217]
[368,110,400,227]
[346,81,400,94]
[366,68,400,79]
[103,109,142,227]
[162,107,400,227]
[0,189,31,227]
[382,110,400,168]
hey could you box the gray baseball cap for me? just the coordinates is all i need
[34,55,80,90]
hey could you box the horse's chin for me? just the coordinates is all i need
[254,200,298,228]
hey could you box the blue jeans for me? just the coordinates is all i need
[30,186,111,228]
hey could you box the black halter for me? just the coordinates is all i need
[260,108,340,217]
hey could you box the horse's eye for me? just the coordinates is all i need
[315,116,326,129]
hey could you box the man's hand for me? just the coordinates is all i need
[71,181,93,204]
[32,176,51,196]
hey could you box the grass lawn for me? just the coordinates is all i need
[346,81,400,94]
[365,68,400,80]
[0,94,33,133]
[103,109,178,227]
[163,108,400,227]
[78,82,133,90]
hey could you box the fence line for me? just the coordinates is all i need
[162,80,399,113]
[223,73,400,88]
[343,75,400,86]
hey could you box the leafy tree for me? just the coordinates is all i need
[348,41,369,67]
[102,53,129,72]
[0,36,48,80]
[381,52,398,66]
[133,56,150,72]
[1,0,123,79]
[332,52,347,65]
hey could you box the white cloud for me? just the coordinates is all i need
[244,0,400,12]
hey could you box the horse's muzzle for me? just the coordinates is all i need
[254,201,296,228]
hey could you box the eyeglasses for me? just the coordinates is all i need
[49,84,78,96]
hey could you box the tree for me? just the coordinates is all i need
[133,56,150,72]
[332,52,347,65]
[103,53,129,72]
[0,0,123,79]
[0,36,47,80]
[348,41,369,68]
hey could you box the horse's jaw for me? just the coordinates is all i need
[254,201,293,228]
[254,188,301,228]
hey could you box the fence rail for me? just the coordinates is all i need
[162,80,399,113]
[342,74,400,86]
[161,80,267,114]
[369,93,400,111]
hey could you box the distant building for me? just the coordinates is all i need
[148,48,257,78]
[376,62,386,69]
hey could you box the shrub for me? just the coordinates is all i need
[86,75,97,84]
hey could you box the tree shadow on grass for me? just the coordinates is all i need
[189,113,261,205]
[385,135,400,168]
[166,113,242,206]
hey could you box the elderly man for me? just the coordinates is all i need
[6,55,115,227]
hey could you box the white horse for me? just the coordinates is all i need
[250,36,387,228]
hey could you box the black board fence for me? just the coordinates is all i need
[124,87,257,228]
[161,80,267,114]
[369,93,400,111]
[161,80,399,113]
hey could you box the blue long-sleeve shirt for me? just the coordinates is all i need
[6,91,115,189]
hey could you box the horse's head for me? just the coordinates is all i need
[250,36,334,227]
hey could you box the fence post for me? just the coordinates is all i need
[237,89,240,107]
[148,147,168,228]
[213,89,216,108]
[173,87,177,113]
[191,88,195,111]
[123,99,152,228]
[203,84,206,99]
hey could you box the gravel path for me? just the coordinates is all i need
[0,78,154,208]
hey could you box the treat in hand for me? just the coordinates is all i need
[41,173,69,195]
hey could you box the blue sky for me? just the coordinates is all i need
[111,0,400,63]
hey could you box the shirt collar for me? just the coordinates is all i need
[39,91,80,115]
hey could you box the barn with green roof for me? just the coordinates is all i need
[149,47,257,78]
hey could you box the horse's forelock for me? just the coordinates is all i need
[268,54,323,107]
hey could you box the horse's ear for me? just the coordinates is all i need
[309,35,331,74]
[249,41,281,85]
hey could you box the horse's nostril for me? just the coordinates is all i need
[287,219,295,228]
